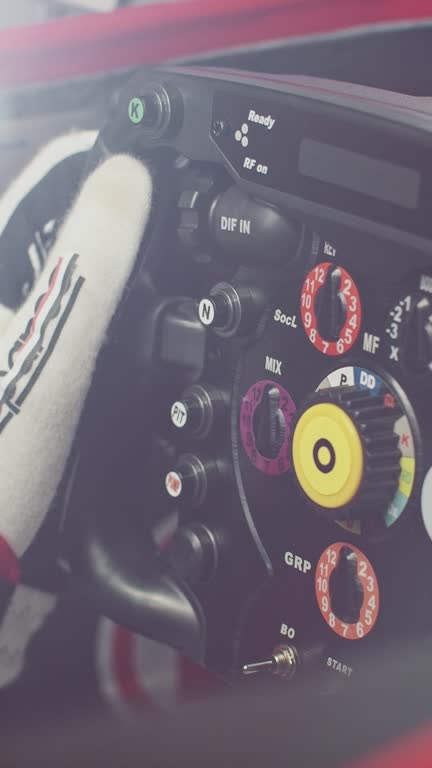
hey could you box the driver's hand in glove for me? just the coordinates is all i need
[0,133,152,678]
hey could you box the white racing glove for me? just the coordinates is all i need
[0,133,153,686]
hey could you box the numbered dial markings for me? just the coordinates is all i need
[240,380,296,475]
[385,291,432,374]
[386,294,412,348]
[301,262,361,355]
[316,543,380,640]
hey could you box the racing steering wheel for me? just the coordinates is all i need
[67,67,432,695]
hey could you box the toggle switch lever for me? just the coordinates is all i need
[242,646,298,680]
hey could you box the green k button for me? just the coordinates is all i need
[128,97,145,124]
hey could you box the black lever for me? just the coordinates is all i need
[253,384,286,459]
[315,266,347,342]
[329,546,364,625]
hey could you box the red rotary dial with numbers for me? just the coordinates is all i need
[300,262,362,355]
[315,542,380,640]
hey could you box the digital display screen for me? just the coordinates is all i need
[299,139,420,210]
[212,87,432,239]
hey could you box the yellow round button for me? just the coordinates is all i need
[292,403,364,509]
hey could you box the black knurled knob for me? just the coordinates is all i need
[292,385,402,521]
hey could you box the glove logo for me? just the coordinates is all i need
[0,253,84,431]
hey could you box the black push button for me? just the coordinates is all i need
[209,186,298,262]
[167,524,218,586]
[170,384,227,438]
[128,83,182,139]
[198,281,266,338]
[165,454,223,507]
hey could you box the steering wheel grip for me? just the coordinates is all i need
[74,496,205,661]
[66,314,205,661]
[65,143,205,663]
